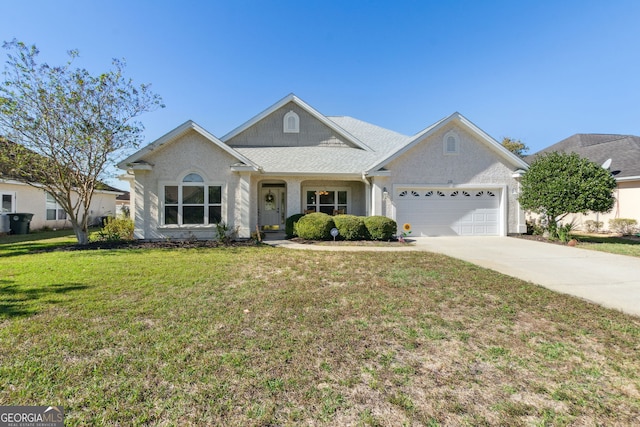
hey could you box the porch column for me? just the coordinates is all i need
[370,180,383,216]
[286,178,303,218]
[235,172,251,238]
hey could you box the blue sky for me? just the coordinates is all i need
[3,1,640,188]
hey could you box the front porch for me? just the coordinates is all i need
[254,178,368,232]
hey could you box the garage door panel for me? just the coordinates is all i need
[396,188,500,236]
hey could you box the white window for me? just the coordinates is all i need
[1,193,15,213]
[304,188,349,215]
[163,173,223,225]
[283,111,299,133]
[443,131,459,155]
[46,192,67,220]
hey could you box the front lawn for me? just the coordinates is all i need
[1,237,639,425]
[574,233,640,258]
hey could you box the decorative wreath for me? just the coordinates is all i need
[265,193,275,203]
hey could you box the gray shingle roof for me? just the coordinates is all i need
[233,116,410,174]
[327,116,411,156]
[234,146,379,174]
[530,134,640,178]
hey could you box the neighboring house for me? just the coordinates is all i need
[117,94,530,240]
[115,191,131,218]
[0,140,123,232]
[530,134,640,231]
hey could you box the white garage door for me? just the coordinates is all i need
[395,188,500,236]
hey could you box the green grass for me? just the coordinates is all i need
[1,233,639,425]
[573,234,640,257]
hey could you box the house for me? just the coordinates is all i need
[115,191,131,218]
[0,139,123,232]
[530,134,640,231]
[117,94,530,240]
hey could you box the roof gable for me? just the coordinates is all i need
[366,112,529,173]
[220,94,373,151]
[117,120,257,170]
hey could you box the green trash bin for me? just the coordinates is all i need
[9,213,34,235]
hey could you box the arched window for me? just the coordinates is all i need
[283,111,299,133]
[163,173,222,225]
[443,131,460,155]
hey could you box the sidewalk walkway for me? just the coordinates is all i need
[264,234,640,317]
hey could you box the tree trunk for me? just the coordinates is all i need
[72,222,89,245]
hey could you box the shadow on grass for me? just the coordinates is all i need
[577,235,640,245]
[0,229,87,258]
[0,280,91,319]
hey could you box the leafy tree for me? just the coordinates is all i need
[501,137,529,158]
[0,40,163,244]
[519,152,616,237]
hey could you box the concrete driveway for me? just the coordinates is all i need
[267,234,640,317]
[413,236,640,318]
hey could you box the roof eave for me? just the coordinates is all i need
[365,112,530,173]
[616,175,640,182]
[117,120,258,170]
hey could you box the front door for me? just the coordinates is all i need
[260,186,286,230]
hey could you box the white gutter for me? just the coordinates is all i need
[616,175,640,182]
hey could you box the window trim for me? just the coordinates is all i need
[443,131,460,155]
[45,192,67,221]
[159,173,225,227]
[283,110,300,133]
[303,186,350,215]
[1,192,15,213]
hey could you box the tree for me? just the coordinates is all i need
[501,137,529,158]
[519,152,616,237]
[0,40,163,244]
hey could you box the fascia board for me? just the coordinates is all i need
[0,177,123,194]
[456,115,530,170]
[117,120,258,170]
[616,175,640,182]
[365,112,530,173]
[364,114,451,173]
[257,171,363,179]
[220,94,373,152]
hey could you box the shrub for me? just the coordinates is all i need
[526,219,545,236]
[584,220,603,233]
[294,212,335,240]
[333,214,368,240]
[214,222,238,244]
[608,218,638,235]
[556,221,577,243]
[285,213,305,238]
[96,217,134,241]
[364,216,397,240]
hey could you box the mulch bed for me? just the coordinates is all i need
[288,237,407,246]
[47,239,261,252]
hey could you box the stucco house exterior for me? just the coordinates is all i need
[0,179,122,232]
[1,139,123,233]
[118,94,530,240]
[530,134,640,231]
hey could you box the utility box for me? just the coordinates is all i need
[0,213,9,234]
[9,213,34,235]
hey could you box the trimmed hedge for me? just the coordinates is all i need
[294,212,335,240]
[333,214,368,240]
[364,216,397,240]
[285,213,305,238]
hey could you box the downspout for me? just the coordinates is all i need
[361,172,371,216]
